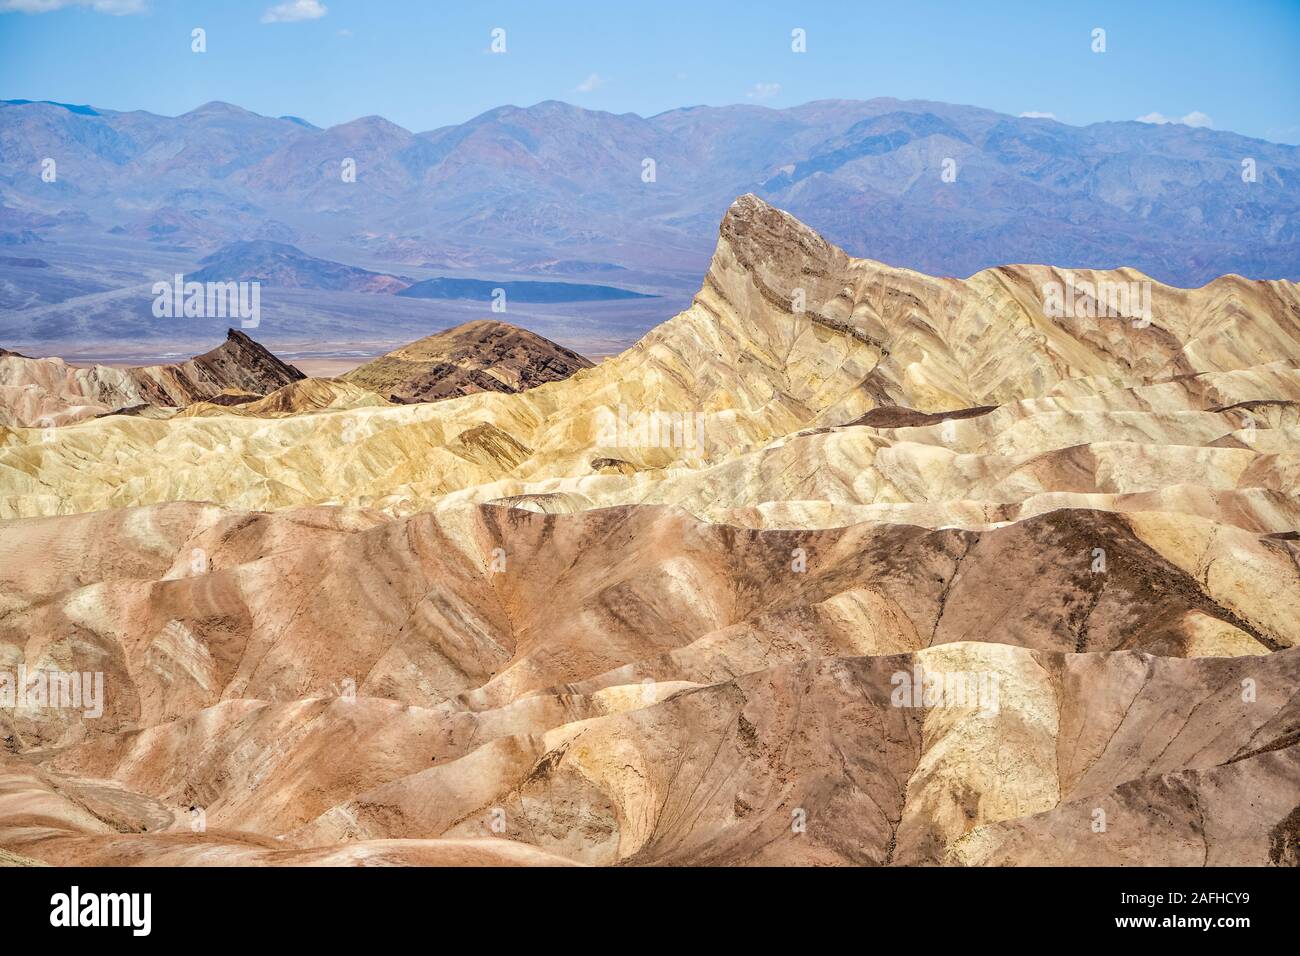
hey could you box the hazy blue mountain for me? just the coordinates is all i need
[1,95,1296,352]
[1,99,99,116]
[191,240,410,293]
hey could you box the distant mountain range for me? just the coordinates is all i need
[1,95,1297,351]
[191,240,411,293]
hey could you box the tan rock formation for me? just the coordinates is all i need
[0,197,1296,867]
[0,329,304,427]
[2,196,1296,521]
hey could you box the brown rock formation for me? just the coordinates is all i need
[342,319,592,403]
[0,329,304,427]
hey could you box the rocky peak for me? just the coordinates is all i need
[343,320,592,403]
[185,329,305,394]
[717,194,840,273]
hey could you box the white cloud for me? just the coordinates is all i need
[1018,111,1056,120]
[574,73,606,94]
[261,0,326,24]
[746,82,781,101]
[1136,110,1213,129]
[1,0,145,13]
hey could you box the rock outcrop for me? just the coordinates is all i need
[342,319,593,402]
[0,329,304,427]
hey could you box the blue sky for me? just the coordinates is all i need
[2,0,1298,142]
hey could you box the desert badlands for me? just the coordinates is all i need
[0,196,1297,867]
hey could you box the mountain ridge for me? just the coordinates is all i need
[3,194,1296,518]
[3,95,1296,299]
